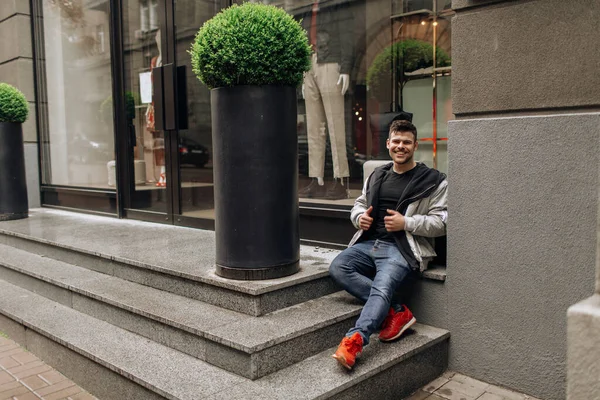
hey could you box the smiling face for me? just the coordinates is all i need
[387,130,418,167]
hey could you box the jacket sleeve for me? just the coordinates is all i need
[350,177,369,229]
[403,179,448,238]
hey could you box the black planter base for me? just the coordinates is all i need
[0,212,28,222]
[215,261,300,281]
[0,122,28,219]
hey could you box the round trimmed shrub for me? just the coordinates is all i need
[367,40,451,99]
[0,83,28,123]
[190,3,311,89]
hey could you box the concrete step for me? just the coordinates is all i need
[0,279,449,400]
[0,242,364,379]
[0,209,340,316]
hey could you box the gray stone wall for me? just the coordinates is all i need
[448,1,600,399]
[0,0,39,207]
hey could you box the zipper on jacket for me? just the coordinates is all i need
[396,183,436,212]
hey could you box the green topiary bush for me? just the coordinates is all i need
[0,83,29,123]
[190,3,311,89]
[367,39,451,99]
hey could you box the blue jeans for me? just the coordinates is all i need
[329,239,412,345]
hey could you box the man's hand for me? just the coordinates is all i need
[384,209,405,232]
[359,206,373,231]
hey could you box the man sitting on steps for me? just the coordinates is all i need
[329,119,448,369]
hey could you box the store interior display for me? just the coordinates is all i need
[143,29,167,187]
[297,0,353,200]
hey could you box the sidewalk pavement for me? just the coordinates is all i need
[0,331,541,400]
[405,370,543,400]
[0,334,96,400]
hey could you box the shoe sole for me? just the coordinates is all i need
[332,352,360,370]
[379,317,416,342]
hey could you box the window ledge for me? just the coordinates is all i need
[422,265,446,282]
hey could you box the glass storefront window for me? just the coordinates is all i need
[34,0,452,215]
[38,0,116,188]
[239,0,367,204]
[245,0,454,205]
[27,0,454,233]
[120,0,221,216]
[121,0,168,212]
[175,1,219,218]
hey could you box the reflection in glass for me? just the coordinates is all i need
[296,1,354,200]
[218,0,453,205]
[39,0,115,188]
[121,0,168,212]
[367,1,452,173]
[238,0,367,204]
[176,1,220,218]
[240,0,455,203]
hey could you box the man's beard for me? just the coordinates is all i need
[395,153,413,164]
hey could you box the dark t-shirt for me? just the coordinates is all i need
[363,167,415,242]
[361,167,419,269]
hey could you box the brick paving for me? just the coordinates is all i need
[0,332,543,400]
[0,334,96,400]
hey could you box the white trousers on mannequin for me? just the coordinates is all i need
[304,53,349,179]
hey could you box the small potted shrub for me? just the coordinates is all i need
[190,3,311,280]
[0,83,29,221]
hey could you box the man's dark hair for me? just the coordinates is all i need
[389,120,417,140]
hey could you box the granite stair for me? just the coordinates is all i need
[0,209,450,399]
[0,242,362,379]
[0,226,339,317]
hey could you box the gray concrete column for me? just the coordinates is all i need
[0,0,39,208]
[449,1,600,399]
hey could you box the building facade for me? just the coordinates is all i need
[0,0,599,399]
[447,1,599,399]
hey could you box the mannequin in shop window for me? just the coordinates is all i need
[145,29,166,187]
[298,0,354,200]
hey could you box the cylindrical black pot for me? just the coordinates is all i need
[0,122,28,221]
[211,85,300,280]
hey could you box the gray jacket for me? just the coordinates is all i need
[349,163,448,271]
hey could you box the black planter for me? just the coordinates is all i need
[211,85,300,280]
[0,122,28,221]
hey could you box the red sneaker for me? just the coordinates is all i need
[332,332,363,370]
[380,307,396,331]
[378,305,416,342]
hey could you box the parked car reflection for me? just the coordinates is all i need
[179,137,209,168]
